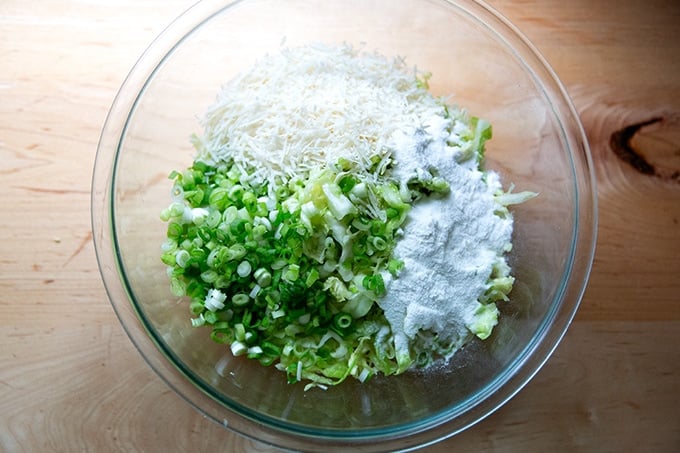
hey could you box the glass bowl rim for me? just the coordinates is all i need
[91,0,598,450]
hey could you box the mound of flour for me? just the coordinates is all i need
[379,115,513,361]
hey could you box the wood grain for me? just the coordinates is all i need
[1,0,679,451]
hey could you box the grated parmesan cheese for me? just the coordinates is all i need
[193,43,445,188]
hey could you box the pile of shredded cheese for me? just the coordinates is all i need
[193,43,444,187]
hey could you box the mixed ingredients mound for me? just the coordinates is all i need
[160,44,534,389]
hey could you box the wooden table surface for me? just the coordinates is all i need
[2,0,679,451]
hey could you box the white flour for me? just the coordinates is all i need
[379,115,513,360]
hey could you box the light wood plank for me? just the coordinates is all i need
[1,0,678,451]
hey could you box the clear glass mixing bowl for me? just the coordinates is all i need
[91,0,597,450]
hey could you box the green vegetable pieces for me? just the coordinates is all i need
[160,158,413,389]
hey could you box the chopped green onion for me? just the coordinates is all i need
[175,249,190,268]
[387,259,404,276]
[283,264,300,282]
[333,313,353,331]
[338,175,357,193]
[254,268,272,287]
[237,260,252,277]
[230,341,248,356]
[232,293,250,307]
[305,268,320,287]
[205,289,227,311]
